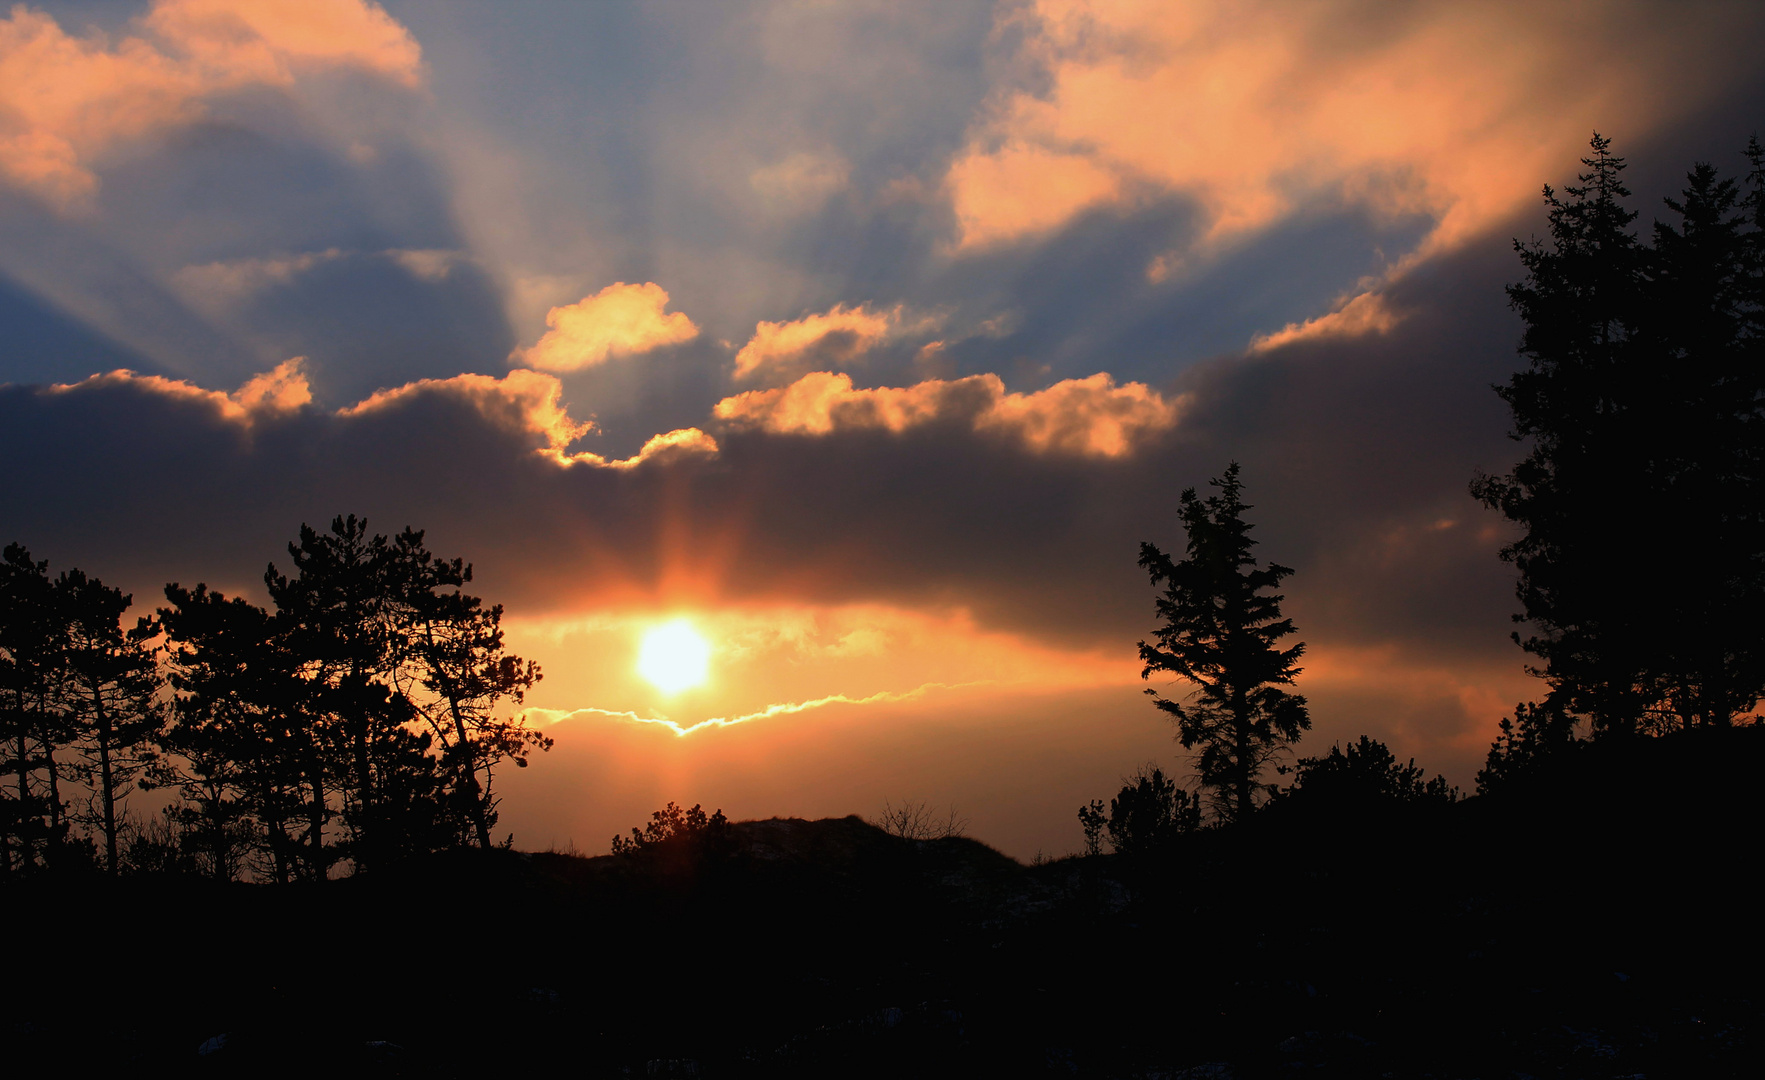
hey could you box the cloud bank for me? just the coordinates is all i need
[714,370,1183,459]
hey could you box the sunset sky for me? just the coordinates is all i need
[4,0,1763,857]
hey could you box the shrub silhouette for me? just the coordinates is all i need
[1276,735,1458,809]
[1078,765,1201,856]
[610,801,730,855]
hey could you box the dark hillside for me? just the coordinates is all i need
[5,727,1762,1077]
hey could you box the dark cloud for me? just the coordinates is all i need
[0,231,1522,659]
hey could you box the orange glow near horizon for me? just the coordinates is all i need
[503,601,1143,737]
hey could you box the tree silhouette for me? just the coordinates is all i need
[1078,765,1200,856]
[1474,700,1579,796]
[1138,463,1309,823]
[1473,134,1765,734]
[611,801,729,855]
[57,568,162,875]
[1278,735,1458,808]
[387,528,545,850]
[2,544,71,873]
[158,584,314,881]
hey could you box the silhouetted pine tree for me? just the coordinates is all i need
[387,528,545,850]
[158,584,315,882]
[1138,463,1310,823]
[1,544,76,873]
[1473,134,1765,734]
[266,516,430,873]
[57,568,163,875]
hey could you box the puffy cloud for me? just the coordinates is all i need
[46,356,311,424]
[975,372,1186,458]
[946,141,1123,251]
[946,0,1755,264]
[713,370,1182,458]
[339,367,592,457]
[336,367,716,470]
[511,282,700,372]
[141,0,422,87]
[732,303,909,380]
[0,0,423,208]
[563,427,720,471]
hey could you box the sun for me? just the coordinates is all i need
[637,619,712,695]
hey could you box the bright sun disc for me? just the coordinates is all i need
[637,620,712,694]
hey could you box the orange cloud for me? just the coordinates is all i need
[732,303,905,380]
[47,357,311,423]
[142,0,422,86]
[511,282,700,372]
[340,368,592,455]
[562,427,721,471]
[947,0,1745,263]
[0,0,423,208]
[947,141,1123,250]
[713,370,1182,458]
[975,372,1185,457]
[1249,290,1400,353]
[339,368,717,470]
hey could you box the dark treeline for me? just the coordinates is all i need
[1082,134,1765,847]
[0,516,549,881]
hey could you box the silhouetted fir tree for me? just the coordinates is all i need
[1138,463,1310,823]
[387,528,546,850]
[1078,765,1200,857]
[1473,134,1765,734]
[57,568,163,875]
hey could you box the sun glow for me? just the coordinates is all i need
[636,619,712,694]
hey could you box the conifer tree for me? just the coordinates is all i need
[57,568,162,875]
[158,584,315,881]
[265,516,423,872]
[1138,463,1309,823]
[1,544,75,872]
[1473,134,1765,733]
[387,528,545,850]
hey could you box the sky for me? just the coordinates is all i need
[3,0,1763,858]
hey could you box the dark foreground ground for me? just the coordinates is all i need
[5,727,1762,1077]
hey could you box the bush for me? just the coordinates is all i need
[1078,765,1201,857]
[610,802,729,855]
[1279,735,1458,808]
[874,800,967,840]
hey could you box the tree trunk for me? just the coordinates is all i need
[13,719,30,868]
[447,694,491,850]
[1232,687,1253,824]
[90,676,119,874]
[424,619,493,849]
[305,760,327,882]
